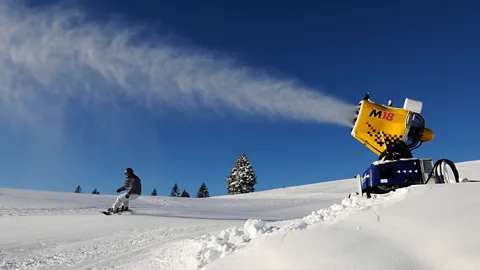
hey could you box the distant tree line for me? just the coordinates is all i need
[162,153,257,197]
[72,183,210,198]
[165,182,209,198]
[73,153,257,198]
[74,186,101,194]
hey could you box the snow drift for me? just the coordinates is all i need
[205,183,480,270]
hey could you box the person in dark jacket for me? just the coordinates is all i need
[108,167,142,213]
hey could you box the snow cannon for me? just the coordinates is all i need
[352,93,460,198]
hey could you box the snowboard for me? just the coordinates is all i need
[101,209,133,215]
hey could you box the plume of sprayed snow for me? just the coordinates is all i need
[0,1,357,128]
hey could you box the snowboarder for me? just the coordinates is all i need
[107,167,142,214]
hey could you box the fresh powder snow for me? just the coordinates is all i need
[1,160,479,269]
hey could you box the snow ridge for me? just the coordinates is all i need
[194,188,409,269]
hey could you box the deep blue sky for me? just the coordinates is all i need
[1,0,479,197]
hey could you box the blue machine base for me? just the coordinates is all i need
[360,158,431,194]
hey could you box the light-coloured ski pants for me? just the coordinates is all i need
[112,193,140,211]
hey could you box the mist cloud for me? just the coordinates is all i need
[0,1,357,129]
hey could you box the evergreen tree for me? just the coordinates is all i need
[170,183,180,197]
[74,185,82,193]
[226,153,257,195]
[151,188,158,196]
[181,189,190,198]
[197,183,210,198]
[91,188,99,195]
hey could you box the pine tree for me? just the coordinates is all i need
[226,153,257,195]
[170,183,180,197]
[197,183,210,198]
[91,188,99,195]
[181,189,190,198]
[74,185,82,193]
[151,188,158,196]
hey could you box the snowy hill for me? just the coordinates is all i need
[1,160,479,269]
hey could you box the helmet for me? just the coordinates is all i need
[125,168,134,175]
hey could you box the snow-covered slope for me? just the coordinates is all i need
[1,160,479,269]
[455,160,480,181]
